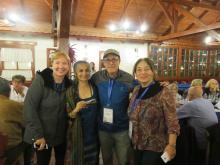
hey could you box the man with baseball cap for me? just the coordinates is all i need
[92,49,135,165]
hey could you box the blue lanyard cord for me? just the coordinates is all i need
[131,82,155,112]
[107,79,114,106]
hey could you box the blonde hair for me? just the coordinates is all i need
[205,79,219,91]
[188,86,203,100]
[51,51,70,64]
[191,79,203,87]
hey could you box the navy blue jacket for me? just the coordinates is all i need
[91,69,135,132]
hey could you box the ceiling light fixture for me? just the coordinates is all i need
[204,36,212,44]
[108,19,148,35]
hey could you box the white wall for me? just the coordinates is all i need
[70,38,148,74]
[0,33,149,74]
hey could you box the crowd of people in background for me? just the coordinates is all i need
[0,49,220,165]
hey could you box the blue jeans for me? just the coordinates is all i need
[99,130,131,165]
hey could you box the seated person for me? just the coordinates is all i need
[182,79,203,100]
[168,82,182,107]
[177,86,218,163]
[191,79,203,87]
[0,77,25,164]
[178,81,190,97]
[204,79,220,104]
[9,75,28,103]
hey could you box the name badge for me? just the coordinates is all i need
[129,121,133,138]
[103,107,113,124]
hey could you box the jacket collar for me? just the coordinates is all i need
[37,68,72,89]
[136,81,163,99]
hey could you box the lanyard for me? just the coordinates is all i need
[131,82,155,112]
[107,79,114,106]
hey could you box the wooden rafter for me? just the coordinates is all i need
[70,26,157,41]
[71,0,78,25]
[119,0,132,21]
[171,4,178,32]
[143,1,156,22]
[94,0,106,27]
[184,10,208,31]
[162,4,194,35]
[151,4,173,34]
[164,0,220,12]
[44,0,52,9]
[157,0,174,29]
[152,12,164,30]
[0,22,158,42]
[157,21,220,41]
[173,3,220,41]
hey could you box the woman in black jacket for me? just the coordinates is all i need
[23,52,72,165]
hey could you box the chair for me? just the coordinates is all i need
[0,132,24,165]
[0,132,8,165]
[169,119,198,165]
[206,123,220,165]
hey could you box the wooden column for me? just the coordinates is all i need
[56,0,73,54]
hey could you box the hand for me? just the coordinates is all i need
[164,144,176,160]
[160,81,169,87]
[75,101,87,112]
[69,101,87,118]
[35,138,46,151]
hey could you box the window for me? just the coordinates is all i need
[149,44,220,81]
[0,40,36,81]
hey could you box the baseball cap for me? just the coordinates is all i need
[103,49,120,59]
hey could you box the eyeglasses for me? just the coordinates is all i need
[103,58,119,63]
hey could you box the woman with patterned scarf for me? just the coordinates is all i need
[66,61,99,165]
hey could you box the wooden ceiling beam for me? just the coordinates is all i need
[151,4,173,34]
[94,0,106,27]
[157,0,174,29]
[169,0,220,12]
[184,10,208,31]
[143,1,156,22]
[70,26,157,41]
[157,21,220,41]
[57,0,73,38]
[207,41,220,46]
[44,0,52,9]
[162,3,193,35]
[119,0,132,21]
[171,3,178,32]
[71,0,78,25]
[152,12,164,30]
[173,3,220,41]
[0,21,158,42]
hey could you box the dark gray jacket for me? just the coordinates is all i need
[23,68,72,146]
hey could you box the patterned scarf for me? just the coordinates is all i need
[66,81,84,165]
